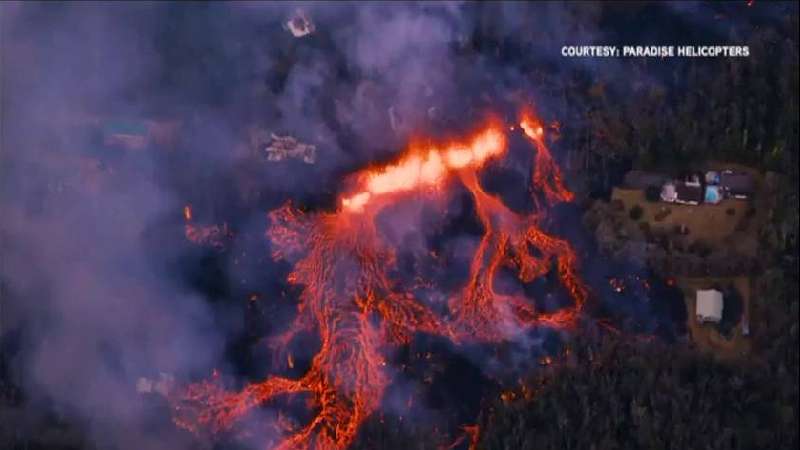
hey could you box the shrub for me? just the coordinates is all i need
[689,240,712,258]
[629,205,644,221]
[645,185,661,202]
[673,224,690,235]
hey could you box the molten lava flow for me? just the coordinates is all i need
[520,108,573,204]
[171,107,588,449]
[183,204,232,250]
[441,424,481,450]
[450,167,586,342]
[341,126,505,212]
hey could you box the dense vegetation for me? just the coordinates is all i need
[513,5,799,198]
[477,289,798,449]
[473,6,799,448]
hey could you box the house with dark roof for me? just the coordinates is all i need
[720,171,755,199]
[661,181,704,205]
[675,183,704,205]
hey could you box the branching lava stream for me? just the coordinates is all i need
[170,106,588,449]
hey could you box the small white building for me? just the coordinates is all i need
[660,182,677,203]
[696,289,724,323]
[136,372,174,396]
[286,10,315,38]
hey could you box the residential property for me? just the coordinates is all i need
[720,171,755,199]
[683,173,702,187]
[246,127,316,164]
[662,181,704,205]
[286,9,315,38]
[136,372,174,396]
[653,168,754,206]
[660,182,677,203]
[696,289,724,323]
[675,183,704,205]
[704,185,722,204]
[265,133,316,164]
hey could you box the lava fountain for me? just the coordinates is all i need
[170,106,588,450]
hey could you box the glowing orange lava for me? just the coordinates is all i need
[183,204,232,250]
[170,106,588,449]
[520,108,574,204]
[341,125,506,212]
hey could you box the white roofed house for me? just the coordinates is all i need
[660,182,677,203]
[696,289,724,323]
[660,181,704,205]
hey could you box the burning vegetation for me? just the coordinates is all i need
[169,106,588,449]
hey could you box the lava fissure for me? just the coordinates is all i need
[172,107,589,450]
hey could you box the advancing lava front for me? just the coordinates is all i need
[169,106,588,450]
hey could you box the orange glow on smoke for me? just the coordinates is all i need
[170,106,587,450]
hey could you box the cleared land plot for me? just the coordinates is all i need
[610,188,757,255]
[677,276,752,360]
